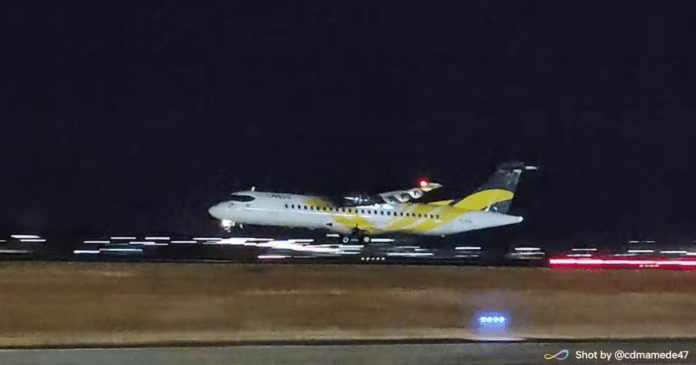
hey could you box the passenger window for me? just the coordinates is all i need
[285,204,288,208]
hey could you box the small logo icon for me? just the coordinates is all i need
[544,349,569,361]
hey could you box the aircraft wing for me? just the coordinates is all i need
[378,181,443,204]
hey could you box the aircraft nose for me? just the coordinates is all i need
[208,204,223,218]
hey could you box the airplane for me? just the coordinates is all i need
[208,162,537,244]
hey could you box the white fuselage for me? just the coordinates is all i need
[208,191,523,236]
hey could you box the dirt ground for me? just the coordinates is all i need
[1,262,696,345]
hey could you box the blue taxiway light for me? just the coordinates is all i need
[478,315,507,327]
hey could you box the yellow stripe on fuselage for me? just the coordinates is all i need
[406,205,465,233]
[429,200,453,206]
[453,189,513,210]
[334,214,377,232]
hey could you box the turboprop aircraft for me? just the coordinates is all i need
[208,162,536,243]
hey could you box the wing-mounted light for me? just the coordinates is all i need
[418,180,442,192]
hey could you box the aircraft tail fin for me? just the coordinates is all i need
[435,162,536,213]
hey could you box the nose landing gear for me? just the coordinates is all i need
[221,220,235,232]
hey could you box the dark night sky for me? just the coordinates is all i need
[1,1,695,245]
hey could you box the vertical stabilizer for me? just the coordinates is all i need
[445,162,536,213]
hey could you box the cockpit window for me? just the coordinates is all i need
[229,194,255,202]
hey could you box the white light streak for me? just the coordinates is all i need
[386,252,434,257]
[99,248,143,253]
[74,250,100,254]
[258,255,288,260]
[512,251,545,255]
[215,238,254,245]
[370,238,395,242]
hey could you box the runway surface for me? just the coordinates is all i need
[2,340,695,365]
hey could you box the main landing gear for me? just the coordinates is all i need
[340,235,371,244]
[341,228,371,244]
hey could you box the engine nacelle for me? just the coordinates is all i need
[342,193,384,207]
